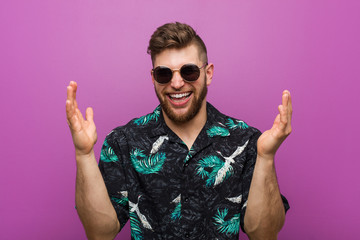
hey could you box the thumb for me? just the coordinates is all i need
[272,113,280,127]
[85,107,94,122]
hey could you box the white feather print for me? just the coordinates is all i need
[138,211,152,230]
[171,194,181,204]
[218,122,226,127]
[129,196,153,230]
[106,130,114,136]
[242,200,248,209]
[214,161,232,186]
[150,135,169,154]
[226,194,242,203]
[227,140,249,159]
[215,140,249,186]
[119,191,128,198]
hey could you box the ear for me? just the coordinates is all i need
[205,63,214,86]
[151,70,155,84]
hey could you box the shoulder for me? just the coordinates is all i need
[131,105,162,127]
[105,105,163,145]
[206,102,261,140]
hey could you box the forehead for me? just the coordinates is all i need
[153,44,201,68]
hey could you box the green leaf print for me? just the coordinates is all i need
[196,155,227,187]
[111,196,128,206]
[100,140,119,162]
[185,146,195,163]
[130,212,143,240]
[130,148,166,174]
[171,202,182,220]
[213,208,240,236]
[206,126,230,137]
[134,106,161,126]
[226,118,249,130]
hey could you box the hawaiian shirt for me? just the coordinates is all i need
[99,102,289,240]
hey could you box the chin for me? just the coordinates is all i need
[161,93,207,124]
[155,76,208,124]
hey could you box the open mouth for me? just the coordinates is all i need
[168,92,192,101]
[167,92,192,104]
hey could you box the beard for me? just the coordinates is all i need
[155,76,208,124]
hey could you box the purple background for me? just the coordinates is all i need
[1,0,359,239]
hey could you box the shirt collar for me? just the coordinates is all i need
[148,102,225,150]
[191,102,224,152]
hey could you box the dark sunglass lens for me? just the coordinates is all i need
[154,67,172,84]
[181,64,200,81]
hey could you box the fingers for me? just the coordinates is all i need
[66,82,76,118]
[66,100,79,129]
[272,113,281,127]
[66,82,94,134]
[67,81,77,101]
[65,99,74,125]
[287,91,293,121]
[278,104,288,129]
[278,90,292,135]
[76,107,85,125]
[85,107,94,123]
[67,81,79,108]
[72,81,79,109]
[71,81,77,99]
[282,90,289,104]
[66,81,81,129]
[283,90,293,124]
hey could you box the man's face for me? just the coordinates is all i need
[152,44,212,124]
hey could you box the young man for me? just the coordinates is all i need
[66,22,292,240]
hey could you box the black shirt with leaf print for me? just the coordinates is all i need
[99,102,289,240]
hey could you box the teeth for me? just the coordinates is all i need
[169,92,191,99]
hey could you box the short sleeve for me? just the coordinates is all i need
[239,129,290,233]
[98,130,129,230]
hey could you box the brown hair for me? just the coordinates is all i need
[147,22,208,65]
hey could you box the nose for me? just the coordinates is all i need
[170,70,185,89]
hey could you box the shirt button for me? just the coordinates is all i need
[184,197,189,203]
[185,233,190,238]
[184,163,189,167]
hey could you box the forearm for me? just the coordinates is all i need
[244,156,285,240]
[75,150,120,239]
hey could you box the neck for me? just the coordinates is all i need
[163,101,207,150]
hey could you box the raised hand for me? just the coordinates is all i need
[257,90,292,160]
[66,81,97,156]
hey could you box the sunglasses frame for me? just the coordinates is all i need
[152,63,208,84]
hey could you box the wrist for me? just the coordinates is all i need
[75,149,95,161]
[257,152,275,161]
[256,153,275,163]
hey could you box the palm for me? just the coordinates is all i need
[257,91,292,159]
[69,109,97,153]
[66,82,97,155]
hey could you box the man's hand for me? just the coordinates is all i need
[244,90,292,237]
[66,81,97,156]
[257,90,292,160]
[67,82,120,238]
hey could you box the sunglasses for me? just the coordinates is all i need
[152,63,208,84]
